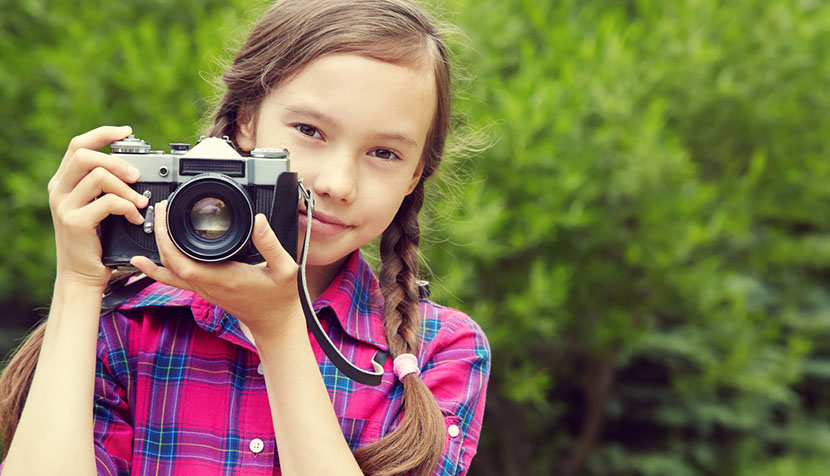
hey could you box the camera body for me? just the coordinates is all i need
[100,135,299,268]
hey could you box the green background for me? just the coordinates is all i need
[3,0,830,474]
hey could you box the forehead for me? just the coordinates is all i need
[262,53,437,148]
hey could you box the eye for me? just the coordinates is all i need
[294,124,323,139]
[369,148,400,161]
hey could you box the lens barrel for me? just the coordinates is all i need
[166,174,254,262]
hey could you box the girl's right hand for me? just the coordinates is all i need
[48,126,149,290]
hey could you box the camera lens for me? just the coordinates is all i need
[166,174,254,262]
[190,197,232,239]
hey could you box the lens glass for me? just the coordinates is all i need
[190,197,232,239]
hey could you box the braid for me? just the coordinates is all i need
[379,186,423,356]
[353,182,446,476]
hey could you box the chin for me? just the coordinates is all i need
[306,250,353,269]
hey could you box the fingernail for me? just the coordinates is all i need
[136,194,149,206]
[255,214,268,235]
[127,166,140,181]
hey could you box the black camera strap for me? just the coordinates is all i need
[297,182,387,386]
[102,181,388,386]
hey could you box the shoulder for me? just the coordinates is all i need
[419,299,490,359]
[417,300,490,475]
[417,299,491,407]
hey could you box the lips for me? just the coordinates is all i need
[299,209,351,237]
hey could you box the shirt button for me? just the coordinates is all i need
[257,363,264,375]
[249,438,265,454]
[447,424,460,438]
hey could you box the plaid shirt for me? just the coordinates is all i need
[92,251,490,475]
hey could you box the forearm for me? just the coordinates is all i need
[3,277,102,476]
[255,315,363,476]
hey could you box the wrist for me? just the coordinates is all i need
[54,270,110,294]
[44,274,108,340]
[249,303,307,349]
[52,274,109,307]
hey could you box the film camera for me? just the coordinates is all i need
[100,135,299,267]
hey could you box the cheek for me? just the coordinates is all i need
[362,183,410,225]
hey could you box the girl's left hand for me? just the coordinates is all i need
[129,200,302,338]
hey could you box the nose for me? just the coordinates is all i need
[308,151,358,203]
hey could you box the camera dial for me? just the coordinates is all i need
[251,147,289,159]
[170,143,191,155]
[111,135,151,154]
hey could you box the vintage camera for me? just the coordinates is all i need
[100,135,299,268]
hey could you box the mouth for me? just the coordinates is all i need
[299,209,351,237]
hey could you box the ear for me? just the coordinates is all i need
[406,161,425,195]
[235,106,257,152]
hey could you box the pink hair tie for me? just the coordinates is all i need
[393,353,420,380]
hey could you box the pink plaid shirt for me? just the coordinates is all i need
[91,251,490,475]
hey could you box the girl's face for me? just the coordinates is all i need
[236,53,436,269]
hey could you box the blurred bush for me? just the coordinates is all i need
[4,0,830,475]
[430,0,830,475]
[0,0,262,329]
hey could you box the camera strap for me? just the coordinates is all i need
[297,181,388,386]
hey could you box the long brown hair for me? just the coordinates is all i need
[1,1,454,473]
[0,272,134,454]
[207,1,452,474]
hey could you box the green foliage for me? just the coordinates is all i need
[4,0,830,475]
[0,0,263,315]
[420,0,830,474]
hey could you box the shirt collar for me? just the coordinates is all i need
[313,250,388,351]
[117,250,389,351]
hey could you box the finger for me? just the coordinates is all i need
[65,194,147,229]
[152,200,175,267]
[152,200,199,274]
[61,166,148,213]
[251,214,297,274]
[52,126,134,191]
[129,256,193,291]
[65,125,133,161]
[53,148,142,197]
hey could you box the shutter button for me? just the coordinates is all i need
[249,438,265,454]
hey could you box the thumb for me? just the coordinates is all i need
[251,213,294,269]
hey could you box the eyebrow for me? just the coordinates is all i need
[284,104,341,130]
[372,132,419,151]
[284,104,420,151]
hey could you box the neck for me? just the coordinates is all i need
[305,256,350,300]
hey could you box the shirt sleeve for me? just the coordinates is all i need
[93,311,135,476]
[419,306,491,476]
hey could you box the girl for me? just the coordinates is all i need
[0,0,489,475]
